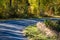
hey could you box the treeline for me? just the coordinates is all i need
[0,0,60,19]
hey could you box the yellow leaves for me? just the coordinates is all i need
[30,6,34,13]
[57,0,60,3]
[28,0,36,4]
[28,0,38,7]
[28,0,38,14]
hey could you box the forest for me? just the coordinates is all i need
[0,0,60,19]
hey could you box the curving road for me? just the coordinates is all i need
[0,18,60,40]
[0,19,38,40]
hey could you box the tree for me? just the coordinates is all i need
[10,0,12,6]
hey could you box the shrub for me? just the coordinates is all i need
[44,19,60,32]
[23,25,56,40]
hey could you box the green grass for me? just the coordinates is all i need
[23,25,57,40]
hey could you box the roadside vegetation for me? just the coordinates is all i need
[23,25,57,40]
[44,20,60,32]
[0,0,60,19]
[23,20,60,40]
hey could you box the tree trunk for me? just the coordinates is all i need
[10,0,12,7]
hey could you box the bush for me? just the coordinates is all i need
[23,25,56,40]
[44,20,60,32]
